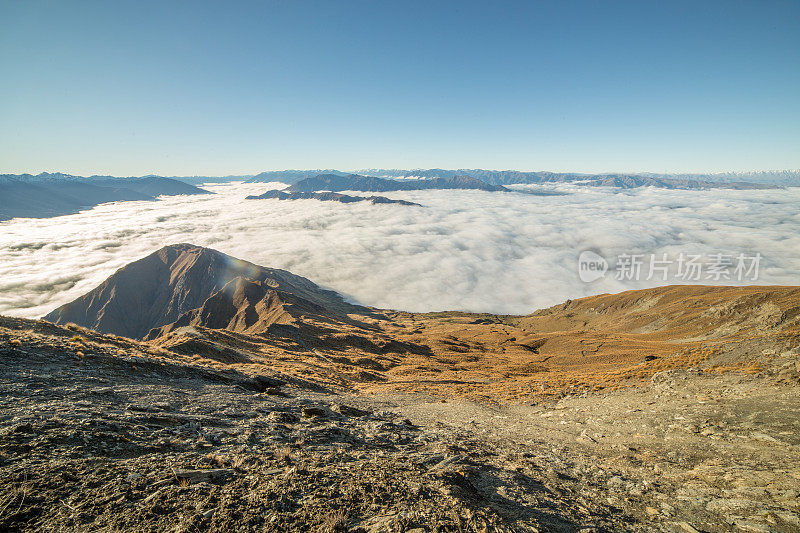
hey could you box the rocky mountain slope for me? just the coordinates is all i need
[0,173,211,221]
[44,244,363,339]
[142,276,368,341]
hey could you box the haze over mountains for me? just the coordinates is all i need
[0,172,210,221]
[2,168,792,222]
[243,168,795,188]
[8,168,794,190]
[245,189,422,206]
[242,174,509,207]
[283,174,509,193]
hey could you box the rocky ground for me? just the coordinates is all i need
[366,370,800,533]
[1,315,799,532]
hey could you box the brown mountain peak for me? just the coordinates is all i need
[45,244,361,339]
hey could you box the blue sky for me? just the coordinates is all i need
[1,0,798,176]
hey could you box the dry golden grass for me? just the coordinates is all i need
[16,285,792,405]
[275,446,293,465]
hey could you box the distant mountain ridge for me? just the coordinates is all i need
[248,170,777,198]
[244,169,794,188]
[362,169,795,187]
[245,170,346,184]
[284,173,509,193]
[7,168,794,190]
[242,173,509,205]
[245,189,422,206]
[0,173,211,221]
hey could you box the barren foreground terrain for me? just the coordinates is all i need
[2,246,799,531]
[1,303,798,531]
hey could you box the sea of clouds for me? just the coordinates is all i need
[1,182,799,319]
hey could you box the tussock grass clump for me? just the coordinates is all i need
[275,446,293,465]
[320,508,348,532]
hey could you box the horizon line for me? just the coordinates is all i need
[3,167,800,179]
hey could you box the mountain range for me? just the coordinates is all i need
[0,173,211,221]
[242,174,510,206]
[2,169,792,220]
[245,170,776,202]
[2,168,790,222]
[245,189,422,206]
[244,169,794,188]
[283,173,508,193]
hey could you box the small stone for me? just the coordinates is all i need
[430,455,465,471]
[266,411,298,424]
[174,468,234,484]
[749,433,779,443]
[772,512,800,527]
[608,475,625,488]
[706,498,757,513]
[332,404,369,417]
[301,406,327,419]
[141,488,165,504]
[733,519,772,533]
[244,375,286,393]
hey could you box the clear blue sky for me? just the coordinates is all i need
[1,0,798,176]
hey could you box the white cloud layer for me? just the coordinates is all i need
[1,182,799,319]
